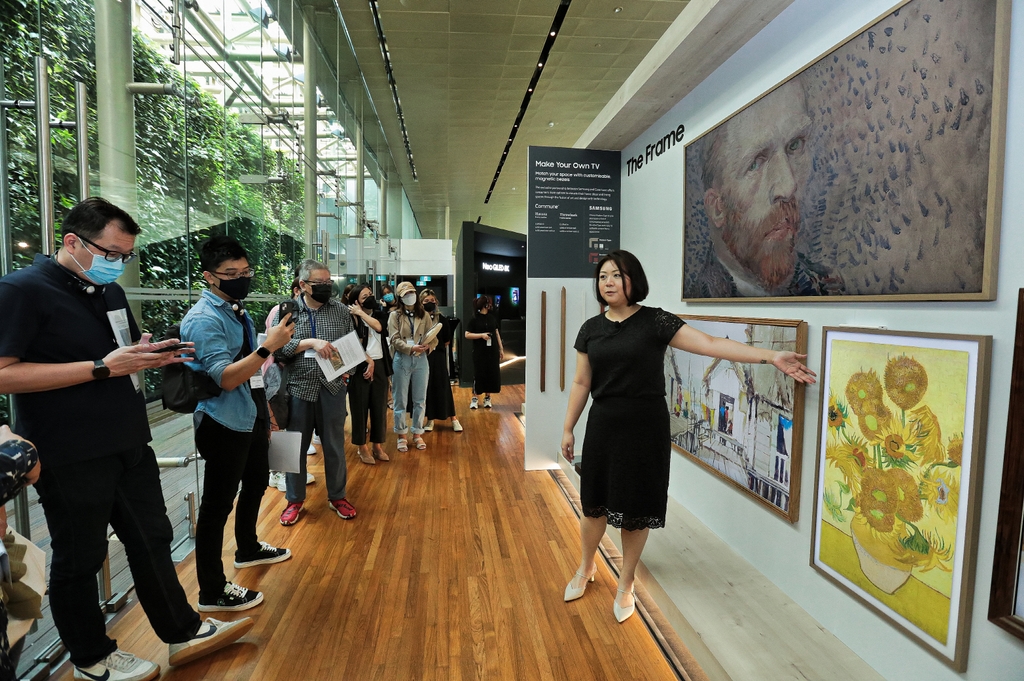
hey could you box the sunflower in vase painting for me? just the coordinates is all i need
[823,355,960,594]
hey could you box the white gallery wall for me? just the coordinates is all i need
[526,0,1024,678]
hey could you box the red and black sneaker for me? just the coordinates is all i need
[279,502,303,526]
[329,498,357,519]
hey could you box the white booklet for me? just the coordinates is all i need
[314,330,366,381]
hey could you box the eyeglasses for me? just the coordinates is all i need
[78,235,138,264]
[303,279,332,286]
[213,267,256,279]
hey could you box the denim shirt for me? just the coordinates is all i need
[180,289,258,432]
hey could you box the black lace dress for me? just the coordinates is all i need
[574,306,685,530]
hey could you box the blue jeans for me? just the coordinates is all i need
[33,447,201,667]
[285,388,348,503]
[392,352,428,435]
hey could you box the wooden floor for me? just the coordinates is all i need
[55,385,678,681]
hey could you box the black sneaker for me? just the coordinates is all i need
[233,541,292,568]
[198,582,264,612]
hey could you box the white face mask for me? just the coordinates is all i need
[402,293,417,306]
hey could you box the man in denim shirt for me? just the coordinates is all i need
[181,236,295,612]
[274,259,368,526]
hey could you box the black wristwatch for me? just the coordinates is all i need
[256,346,271,359]
[92,359,111,380]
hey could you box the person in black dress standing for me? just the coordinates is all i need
[419,289,463,432]
[344,284,393,464]
[560,250,815,622]
[464,295,503,409]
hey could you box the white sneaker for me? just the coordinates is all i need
[483,396,493,408]
[423,420,434,432]
[452,419,464,433]
[268,471,285,489]
[306,443,317,455]
[168,617,253,667]
[312,433,322,445]
[275,475,287,492]
[306,472,315,485]
[470,396,479,410]
[75,650,158,681]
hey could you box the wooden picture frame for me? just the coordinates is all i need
[663,314,807,522]
[988,288,1024,640]
[682,0,1010,302]
[811,327,991,670]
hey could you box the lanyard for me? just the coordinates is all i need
[308,307,319,340]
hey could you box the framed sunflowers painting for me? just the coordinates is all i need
[811,327,991,670]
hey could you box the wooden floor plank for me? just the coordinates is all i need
[53,385,677,681]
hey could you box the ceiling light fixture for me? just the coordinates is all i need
[368,0,417,179]
[484,0,572,204]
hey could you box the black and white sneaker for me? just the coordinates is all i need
[198,582,264,612]
[168,617,253,666]
[74,650,158,681]
[483,396,493,408]
[234,541,292,569]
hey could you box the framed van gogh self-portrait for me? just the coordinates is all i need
[988,289,1024,642]
[811,327,990,670]
[682,0,1011,302]
[663,315,807,522]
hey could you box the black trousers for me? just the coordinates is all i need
[33,447,201,667]
[193,414,269,601]
[348,358,388,445]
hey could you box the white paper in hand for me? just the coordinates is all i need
[314,330,365,381]
[269,431,303,473]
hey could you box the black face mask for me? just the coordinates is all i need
[217,276,252,301]
[308,284,333,304]
[423,302,437,312]
[361,295,377,309]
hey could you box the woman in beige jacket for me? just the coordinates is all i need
[388,282,438,451]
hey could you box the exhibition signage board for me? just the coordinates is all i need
[527,146,620,278]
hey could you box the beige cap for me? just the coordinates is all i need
[396,281,416,298]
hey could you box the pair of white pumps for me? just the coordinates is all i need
[563,569,635,623]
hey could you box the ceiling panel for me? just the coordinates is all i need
[323,0,690,239]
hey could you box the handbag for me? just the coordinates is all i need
[160,323,223,413]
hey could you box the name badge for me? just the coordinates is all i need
[106,309,141,392]
[250,372,265,389]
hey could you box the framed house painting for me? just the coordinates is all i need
[988,289,1024,641]
[811,327,990,670]
[682,0,1011,302]
[663,315,807,522]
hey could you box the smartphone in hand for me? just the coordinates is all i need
[154,343,187,353]
[278,300,297,324]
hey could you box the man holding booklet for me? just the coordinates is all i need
[273,259,371,526]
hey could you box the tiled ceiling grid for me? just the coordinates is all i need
[327,0,688,240]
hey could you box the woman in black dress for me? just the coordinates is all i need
[419,289,463,433]
[464,295,504,409]
[560,251,815,623]
[344,284,393,464]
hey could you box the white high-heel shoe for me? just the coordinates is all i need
[563,569,596,602]
[613,588,635,623]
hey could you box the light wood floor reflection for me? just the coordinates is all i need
[56,385,678,681]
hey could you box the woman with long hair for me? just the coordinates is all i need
[464,295,503,409]
[419,289,462,433]
[561,250,815,622]
[344,284,393,464]
[388,282,438,452]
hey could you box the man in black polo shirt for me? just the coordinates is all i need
[0,198,251,681]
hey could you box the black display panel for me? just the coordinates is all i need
[527,146,620,278]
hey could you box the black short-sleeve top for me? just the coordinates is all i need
[0,254,150,466]
[573,306,684,400]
